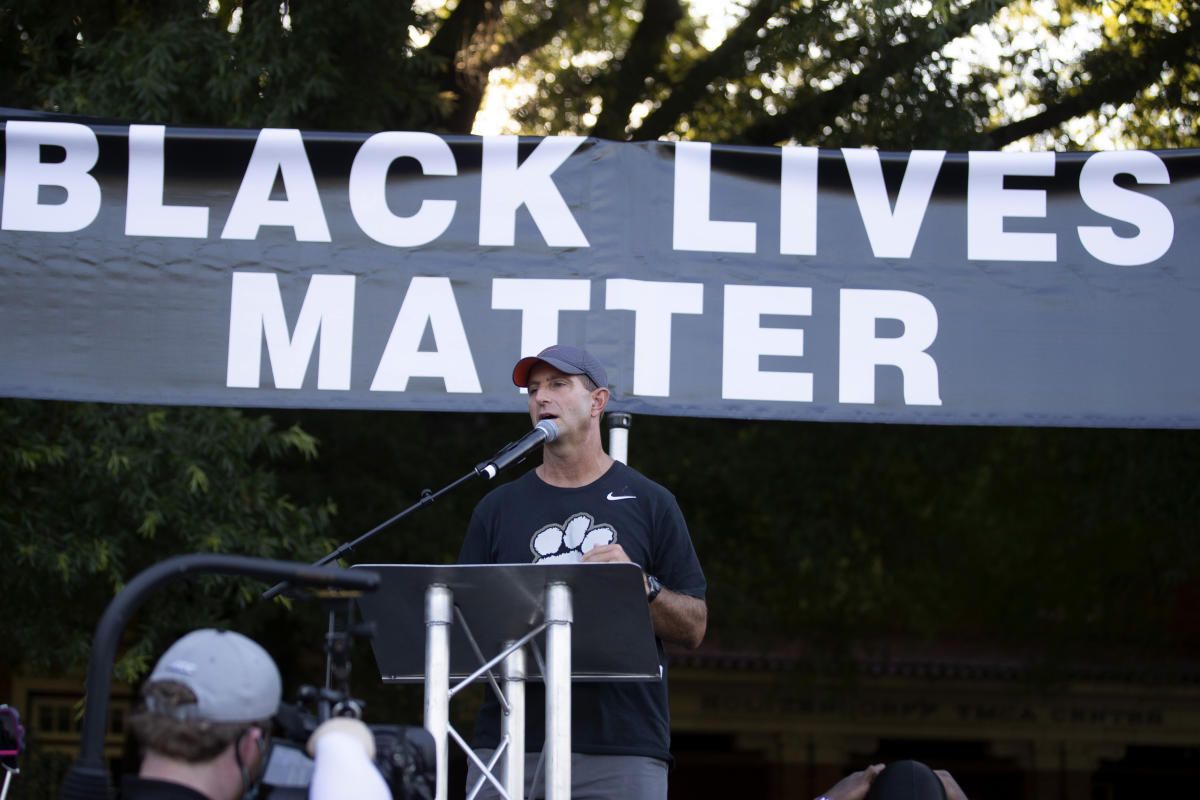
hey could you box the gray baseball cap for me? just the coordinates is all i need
[512,345,608,389]
[146,629,282,723]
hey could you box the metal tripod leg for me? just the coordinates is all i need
[424,584,453,800]
[544,582,572,800]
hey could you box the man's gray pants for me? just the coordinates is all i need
[465,750,668,800]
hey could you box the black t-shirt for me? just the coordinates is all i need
[458,460,706,763]
[119,776,211,800]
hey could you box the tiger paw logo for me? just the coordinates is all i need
[530,513,616,564]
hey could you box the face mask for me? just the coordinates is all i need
[236,728,271,800]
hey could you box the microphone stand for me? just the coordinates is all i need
[261,466,487,706]
[261,424,554,713]
[263,422,553,601]
[262,467,482,601]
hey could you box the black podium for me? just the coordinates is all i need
[353,563,661,800]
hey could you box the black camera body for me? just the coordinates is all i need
[361,723,436,800]
[263,686,435,800]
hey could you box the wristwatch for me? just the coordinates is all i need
[646,574,663,603]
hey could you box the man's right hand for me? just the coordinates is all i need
[935,769,969,800]
[817,763,885,800]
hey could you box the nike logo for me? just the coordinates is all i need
[606,491,636,501]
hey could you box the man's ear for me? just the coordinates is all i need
[591,387,610,416]
[237,726,265,763]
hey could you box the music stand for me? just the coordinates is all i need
[353,563,661,800]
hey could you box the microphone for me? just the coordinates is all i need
[476,419,559,479]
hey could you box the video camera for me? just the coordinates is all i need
[58,554,436,800]
[260,605,435,800]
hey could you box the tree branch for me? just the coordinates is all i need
[590,0,684,140]
[740,0,1014,146]
[982,20,1200,148]
[481,0,585,72]
[426,0,504,133]
[632,0,785,141]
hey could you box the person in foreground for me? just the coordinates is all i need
[459,344,708,800]
[122,628,391,800]
[817,759,970,800]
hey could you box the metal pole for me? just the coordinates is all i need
[424,584,454,800]
[502,643,526,800]
[606,412,632,464]
[544,582,572,800]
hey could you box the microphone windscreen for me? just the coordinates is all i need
[536,419,559,442]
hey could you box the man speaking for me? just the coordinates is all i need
[459,344,708,800]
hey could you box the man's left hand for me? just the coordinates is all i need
[580,543,632,563]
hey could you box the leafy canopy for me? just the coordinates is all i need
[3,0,1196,147]
[1,400,336,679]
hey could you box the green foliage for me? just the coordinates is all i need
[493,0,1199,149]
[976,0,1200,148]
[0,400,336,679]
[5,0,1197,147]
[1,0,444,130]
[621,418,1200,664]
